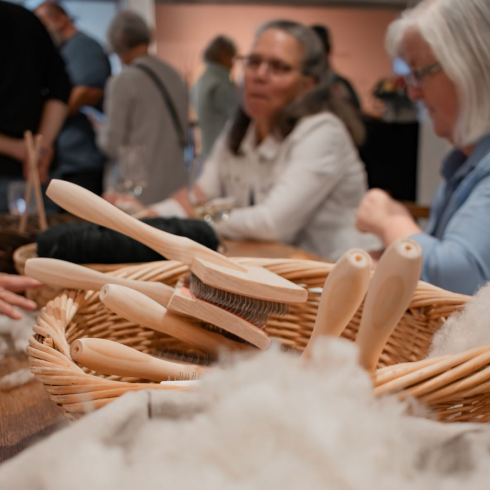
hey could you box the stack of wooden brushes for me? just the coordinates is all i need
[27,180,446,396]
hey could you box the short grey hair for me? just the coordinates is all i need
[107,10,151,55]
[204,36,237,63]
[386,0,490,147]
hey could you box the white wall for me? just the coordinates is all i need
[417,108,452,206]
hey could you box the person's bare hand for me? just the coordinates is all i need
[0,274,42,320]
[356,189,413,236]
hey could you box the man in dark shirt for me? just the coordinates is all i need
[35,2,112,196]
[0,1,70,212]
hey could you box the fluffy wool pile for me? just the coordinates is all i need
[430,282,490,357]
[0,308,36,390]
[2,339,490,490]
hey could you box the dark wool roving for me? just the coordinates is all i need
[37,217,219,264]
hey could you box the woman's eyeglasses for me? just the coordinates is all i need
[238,54,298,76]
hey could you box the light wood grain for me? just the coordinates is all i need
[168,281,271,350]
[46,179,244,271]
[302,249,371,359]
[99,284,247,354]
[26,258,174,307]
[356,239,422,371]
[70,338,207,381]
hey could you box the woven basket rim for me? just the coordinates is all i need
[27,257,476,422]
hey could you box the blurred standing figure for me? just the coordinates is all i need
[98,11,188,206]
[311,25,362,113]
[35,2,111,196]
[0,0,69,212]
[191,36,238,159]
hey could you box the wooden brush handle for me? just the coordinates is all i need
[70,338,206,381]
[25,258,174,307]
[46,179,244,272]
[100,284,247,354]
[356,238,422,371]
[302,249,371,359]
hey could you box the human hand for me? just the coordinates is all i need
[356,189,414,238]
[0,274,42,320]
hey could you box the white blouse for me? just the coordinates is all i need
[153,112,380,260]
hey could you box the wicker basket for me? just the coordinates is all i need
[14,243,134,308]
[27,258,473,422]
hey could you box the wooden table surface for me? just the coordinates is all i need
[0,239,322,464]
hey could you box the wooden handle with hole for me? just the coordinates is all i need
[100,284,249,354]
[25,258,174,307]
[302,249,371,359]
[46,179,244,272]
[70,338,207,381]
[356,238,422,371]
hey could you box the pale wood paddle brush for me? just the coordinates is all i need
[302,249,371,359]
[46,180,307,348]
[356,238,423,372]
[100,284,252,355]
[70,337,208,382]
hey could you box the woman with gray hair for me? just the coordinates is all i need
[96,10,188,206]
[146,20,377,260]
[356,0,490,295]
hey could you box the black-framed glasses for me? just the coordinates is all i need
[238,54,299,76]
[404,62,442,88]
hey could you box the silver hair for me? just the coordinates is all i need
[107,10,151,55]
[386,0,490,147]
[204,36,237,63]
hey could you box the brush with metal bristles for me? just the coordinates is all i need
[186,275,288,328]
[46,180,308,349]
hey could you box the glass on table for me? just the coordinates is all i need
[186,156,235,224]
[118,145,148,199]
[7,181,37,216]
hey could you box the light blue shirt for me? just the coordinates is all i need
[412,134,490,295]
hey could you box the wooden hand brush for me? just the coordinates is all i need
[70,337,208,382]
[99,284,252,355]
[25,258,174,307]
[355,238,423,372]
[46,180,307,348]
[302,249,371,359]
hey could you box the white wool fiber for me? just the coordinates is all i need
[0,368,35,391]
[429,282,490,357]
[4,339,490,490]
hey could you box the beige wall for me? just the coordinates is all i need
[155,3,400,114]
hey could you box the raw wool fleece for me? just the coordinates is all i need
[3,339,490,490]
[429,282,490,357]
[0,308,37,389]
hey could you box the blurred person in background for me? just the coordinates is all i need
[123,20,378,261]
[97,10,188,206]
[356,0,490,295]
[311,24,362,113]
[191,36,239,160]
[35,2,111,197]
[0,0,70,212]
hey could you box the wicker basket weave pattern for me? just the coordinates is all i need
[27,258,472,422]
